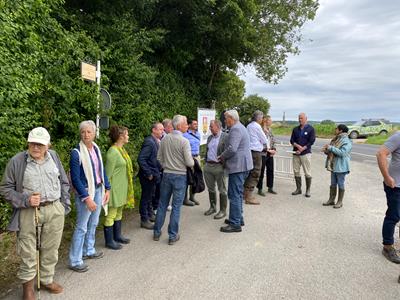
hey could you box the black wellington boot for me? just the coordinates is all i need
[214,194,227,220]
[104,226,122,250]
[204,192,217,216]
[113,220,130,244]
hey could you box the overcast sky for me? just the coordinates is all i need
[240,0,400,122]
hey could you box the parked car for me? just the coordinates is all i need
[347,119,392,139]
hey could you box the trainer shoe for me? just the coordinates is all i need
[83,251,104,260]
[69,263,89,273]
[168,234,180,245]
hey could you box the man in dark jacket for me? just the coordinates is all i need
[0,127,71,299]
[138,122,164,229]
[290,112,316,197]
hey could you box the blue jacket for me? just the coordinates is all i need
[290,124,316,155]
[70,144,111,201]
[327,135,352,173]
[138,136,162,179]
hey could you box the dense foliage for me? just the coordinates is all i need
[0,0,318,230]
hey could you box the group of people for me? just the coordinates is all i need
[0,121,138,299]
[2,108,400,299]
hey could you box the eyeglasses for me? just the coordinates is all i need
[29,143,46,149]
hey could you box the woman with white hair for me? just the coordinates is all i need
[69,120,111,273]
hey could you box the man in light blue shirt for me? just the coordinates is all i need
[183,119,201,206]
[203,120,227,219]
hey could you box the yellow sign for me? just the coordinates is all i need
[81,62,96,82]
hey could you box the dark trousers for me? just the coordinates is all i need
[382,183,400,245]
[139,173,157,222]
[257,155,274,190]
[153,181,161,210]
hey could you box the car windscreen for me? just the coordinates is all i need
[352,121,364,126]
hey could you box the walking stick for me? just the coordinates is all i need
[34,204,41,300]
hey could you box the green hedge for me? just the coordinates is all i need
[0,0,200,231]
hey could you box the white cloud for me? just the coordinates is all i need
[241,0,400,122]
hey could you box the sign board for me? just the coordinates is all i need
[99,116,109,129]
[100,88,112,110]
[197,108,216,145]
[81,62,96,82]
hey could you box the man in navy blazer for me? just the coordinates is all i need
[218,110,253,233]
[138,122,164,229]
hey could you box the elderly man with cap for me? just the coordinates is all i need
[0,127,71,299]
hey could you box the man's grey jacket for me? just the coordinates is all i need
[220,122,253,174]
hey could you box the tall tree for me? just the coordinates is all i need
[141,0,318,101]
[239,94,270,125]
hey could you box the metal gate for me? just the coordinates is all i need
[274,155,293,179]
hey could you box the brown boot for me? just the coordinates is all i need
[41,282,64,294]
[244,189,260,205]
[22,279,35,300]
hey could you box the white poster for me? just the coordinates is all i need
[197,108,216,145]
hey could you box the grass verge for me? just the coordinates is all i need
[365,134,390,145]
[272,124,335,139]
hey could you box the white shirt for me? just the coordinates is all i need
[247,121,269,152]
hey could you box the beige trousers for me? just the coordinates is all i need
[292,154,312,178]
[203,163,227,195]
[17,201,65,284]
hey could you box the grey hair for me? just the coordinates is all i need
[252,110,264,122]
[299,112,307,118]
[172,115,187,130]
[79,120,96,133]
[224,110,239,122]
[162,118,172,128]
[210,119,222,128]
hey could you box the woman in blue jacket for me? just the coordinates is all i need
[322,124,352,208]
[68,120,111,272]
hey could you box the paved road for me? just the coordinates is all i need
[4,146,400,300]
[275,135,380,164]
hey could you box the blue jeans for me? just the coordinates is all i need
[228,171,249,227]
[382,183,400,245]
[154,173,187,240]
[69,187,102,267]
[330,172,347,189]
